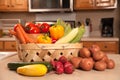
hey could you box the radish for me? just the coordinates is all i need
[64,61,74,74]
[55,61,64,74]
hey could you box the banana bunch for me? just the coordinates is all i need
[55,19,85,44]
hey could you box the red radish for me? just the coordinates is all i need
[55,61,64,74]
[64,61,74,74]
[50,60,57,69]
[59,56,68,64]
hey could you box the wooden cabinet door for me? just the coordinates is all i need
[74,0,95,10]
[0,41,4,50]
[74,0,117,10]
[4,41,16,51]
[0,0,10,11]
[10,0,28,11]
[0,0,28,12]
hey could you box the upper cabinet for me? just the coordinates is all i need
[74,0,117,10]
[0,0,28,12]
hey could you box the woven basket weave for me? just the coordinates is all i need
[17,42,83,62]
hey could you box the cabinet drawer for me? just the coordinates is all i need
[0,41,4,50]
[4,41,16,51]
[97,42,117,51]
[82,41,118,54]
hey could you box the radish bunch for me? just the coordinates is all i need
[50,56,74,74]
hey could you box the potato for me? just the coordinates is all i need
[94,61,107,71]
[93,51,105,61]
[106,59,115,69]
[79,47,91,58]
[70,57,82,69]
[80,58,94,71]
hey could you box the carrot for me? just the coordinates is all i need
[16,26,26,44]
[17,24,36,43]
[9,29,17,36]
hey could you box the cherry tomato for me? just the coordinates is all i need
[39,23,50,33]
[25,22,40,34]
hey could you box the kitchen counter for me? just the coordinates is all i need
[0,37,119,41]
[0,37,15,41]
[0,52,120,80]
[81,37,119,41]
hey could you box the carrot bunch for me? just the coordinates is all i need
[9,24,36,44]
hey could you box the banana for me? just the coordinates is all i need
[55,27,79,44]
[70,25,85,43]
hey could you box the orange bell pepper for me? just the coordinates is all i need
[49,25,64,40]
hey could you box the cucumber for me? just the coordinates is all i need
[7,61,53,72]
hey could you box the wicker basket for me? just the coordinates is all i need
[16,42,83,62]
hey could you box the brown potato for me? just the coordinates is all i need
[70,57,82,69]
[106,59,115,69]
[79,47,91,58]
[101,54,109,63]
[80,58,94,71]
[94,61,107,71]
[89,45,101,54]
[93,51,105,61]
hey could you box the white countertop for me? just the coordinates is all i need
[0,52,120,80]
[0,37,15,41]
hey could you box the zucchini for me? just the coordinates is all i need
[7,61,53,72]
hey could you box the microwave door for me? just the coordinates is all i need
[28,0,73,12]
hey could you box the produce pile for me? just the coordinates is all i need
[9,19,85,44]
[7,45,115,77]
[8,19,115,77]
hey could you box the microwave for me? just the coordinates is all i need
[28,0,73,12]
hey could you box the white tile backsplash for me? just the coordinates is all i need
[35,12,76,21]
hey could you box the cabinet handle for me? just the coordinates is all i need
[11,5,14,7]
[104,46,107,48]
[7,5,10,7]
[11,45,15,48]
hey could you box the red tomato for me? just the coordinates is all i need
[39,23,50,33]
[25,22,40,34]
[13,24,19,31]
[35,23,42,28]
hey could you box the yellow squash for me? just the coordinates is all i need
[17,64,48,77]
